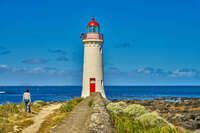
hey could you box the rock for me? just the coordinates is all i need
[181,97,187,102]
[88,93,116,133]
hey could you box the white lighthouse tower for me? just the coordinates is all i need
[80,18,106,98]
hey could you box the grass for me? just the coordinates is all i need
[59,98,84,112]
[107,102,192,133]
[0,98,83,133]
[36,109,69,133]
[0,127,5,133]
[110,113,191,133]
[88,99,93,107]
[0,101,48,133]
[15,119,34,132]
[37,97,84,133]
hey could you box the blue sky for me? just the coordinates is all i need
[0,0,200,85]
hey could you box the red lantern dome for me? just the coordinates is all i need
[88,18,99,27]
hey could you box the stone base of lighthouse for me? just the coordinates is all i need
[81,39,106,98]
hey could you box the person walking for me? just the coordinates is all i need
[23,89,31,113]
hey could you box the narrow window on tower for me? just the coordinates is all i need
[100,47,102,54]
[101,80,104,87]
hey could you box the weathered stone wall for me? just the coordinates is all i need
[88,93,115,133]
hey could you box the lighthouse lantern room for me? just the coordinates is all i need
[80,18,106,98]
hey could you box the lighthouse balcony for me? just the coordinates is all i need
[83,33,103,41]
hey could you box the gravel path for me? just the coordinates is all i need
[51,96,93,133]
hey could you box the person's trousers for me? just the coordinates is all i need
[24,99,31,113]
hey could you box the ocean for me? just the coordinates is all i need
[0,86,200,104]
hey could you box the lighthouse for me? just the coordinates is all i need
[80,18,106,98]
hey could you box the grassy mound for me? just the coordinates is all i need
[107,102,190,133]
[0,103,19,117]
[136,112,169,128]
[0,102,40,133]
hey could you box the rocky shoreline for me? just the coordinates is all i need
[112,97,200,131]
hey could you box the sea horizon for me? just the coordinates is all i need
[1,85,200,87]
[1,86,200,104]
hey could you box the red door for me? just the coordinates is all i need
[90,78,96,93]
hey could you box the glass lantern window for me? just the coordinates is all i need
[88,26,99,33]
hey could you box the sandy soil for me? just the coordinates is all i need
[22,103,62,133]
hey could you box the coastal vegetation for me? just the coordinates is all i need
[37,97,83,133]
[0,101,47,133]
[59,98,83,113]
[107,102,191,133]
[1,96,198,133]
[88,99,93,107]
[0,98,83,133]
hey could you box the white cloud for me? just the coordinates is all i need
[135,67,200,78]
[170,69,199,78]
[0,65,8,68]
[22,58,49,64]
[136,67,167,76]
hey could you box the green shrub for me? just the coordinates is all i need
[123,104,147,118]
[136,112,169,128]
[73,97,84,104]
[59,98,83,113]
[67,99,77,105]
[106,102,127,115]
[60,103,73,112]
[88,99,93,107]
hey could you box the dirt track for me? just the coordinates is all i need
[22,103,62,133]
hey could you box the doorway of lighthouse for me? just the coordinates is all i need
[90,78,96,93]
